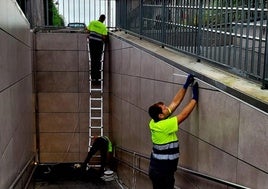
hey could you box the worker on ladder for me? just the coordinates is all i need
[87,14,107,85]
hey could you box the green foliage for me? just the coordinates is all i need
[50,0,65,26]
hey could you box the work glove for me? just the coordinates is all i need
[183,74,195,89]
[192,81,199,102]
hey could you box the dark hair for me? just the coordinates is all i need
[148,102,163,122]
[99,14,106,22]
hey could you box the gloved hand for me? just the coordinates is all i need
[192,81,199,101]
[183,74,195,89]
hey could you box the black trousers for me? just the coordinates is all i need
[83,137,108,173]
[89,39,104,80]
[149,168,175,189]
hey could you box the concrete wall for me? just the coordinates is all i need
[108,32,268,189]
[0,0,35,188]
[35,32,111,163]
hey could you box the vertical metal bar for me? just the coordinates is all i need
[62,0,65,24]
[45,0,49,25]
[78,0,80,23]
[262,21,268,89]
[205,0,209,58]
[161,0,165,46]
[98,0,101,17]
[238,0,244,71]
[93,0,96,20]
[244,1,251,73]
[123,0,127,29]
[187,0,190,52]
[196,0,203,61]
[84,0,85,24]
[229,2,234,66]
[218,0,223,63]
[186,0,189,52]
[107,0,110,28]
[139,0,143,37]
[175,1,179,49]
[257,0,264,77]
[250,3,258,75]
[222,2,228,65]
[208,0,212,59]
[190,0,193,53]
[212,0,217,61]
[227,1,233,66]
[182,0,186,51]
[178,0,182,50]
[67,0,70,24]
[73,0,75,22]
[232,1,238,69]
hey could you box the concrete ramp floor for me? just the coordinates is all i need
[32,163,123,189]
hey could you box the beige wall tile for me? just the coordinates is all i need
[198,141,237,183]
[239,103,268,172]
[237,161,268,188]
[39,113,79,132]
[36,33,78,50]
[40,152,80,163]
[36,51,78,71]
[79,51,89,71]
[37,72,78,92]
[39,133,79,153]
[199,90,240,156]
[0,31,31,91]
[38,93,79,112]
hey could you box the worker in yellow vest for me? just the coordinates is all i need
[82,136,112,176]
[148,74,198,189]
[87,14,107,85]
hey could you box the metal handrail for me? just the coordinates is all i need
[117,0,268,89]
[115,146,250,189]
[9,154,36,189]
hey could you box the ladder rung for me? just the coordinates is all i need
[90,97,102,101]
[90,88,102,92]
[91,117,102,119]
[90,126,103,129]
[88,41,105,151]
[91,107,102,110]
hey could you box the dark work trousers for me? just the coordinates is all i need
[89,39,104,81]
[83,137,108,173]
[149,168,175,189]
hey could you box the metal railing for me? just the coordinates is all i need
[116,0,268,89]
[54,0,116,28]
[115,146,250,189]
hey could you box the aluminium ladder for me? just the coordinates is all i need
[87,37,105,167]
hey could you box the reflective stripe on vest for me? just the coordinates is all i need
[152,152,179,160]
[152,141,179,160]
[153,141,179,151]
[89,32,102,41]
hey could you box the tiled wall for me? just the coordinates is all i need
[108,34,268,189]
[0,1,35,188]
[35,32,110,163]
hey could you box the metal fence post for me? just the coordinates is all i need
[262,24,268,89]
[161,0,166,47]
[139,0,143,37]
[196,0,203,62]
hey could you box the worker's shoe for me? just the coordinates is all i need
[81,163,89,171]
